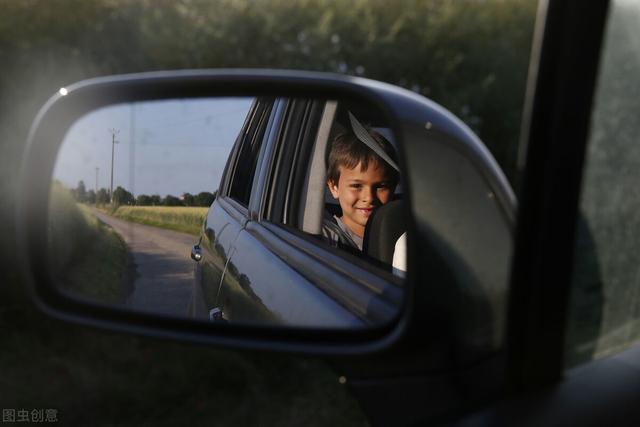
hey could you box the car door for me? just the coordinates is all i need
[195,97,275,321]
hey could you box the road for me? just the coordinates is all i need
[90,208,200,318]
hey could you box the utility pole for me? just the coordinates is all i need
[95,167,99,205]
[129,104,136,204]
[108,128,120,204]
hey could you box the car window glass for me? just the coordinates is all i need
[229,99,274,207]
[566,0,640,367]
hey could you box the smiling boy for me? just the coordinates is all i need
[322,120,399,251]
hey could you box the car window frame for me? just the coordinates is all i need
[506,0,611,392]
[226,97,275,209]
[263,97,320,224]
[249,97,288,220]
[240,96,406,324]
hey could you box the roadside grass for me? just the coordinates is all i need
[48,184,130,304]
[110,206,208,236]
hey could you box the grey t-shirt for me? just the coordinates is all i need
[321,215,363,251]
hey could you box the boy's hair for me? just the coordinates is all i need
[326,128,399,185]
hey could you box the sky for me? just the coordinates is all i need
[53,97,253,197]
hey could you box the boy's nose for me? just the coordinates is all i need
[362,186,375,203]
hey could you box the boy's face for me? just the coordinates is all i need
[328,161,395,238]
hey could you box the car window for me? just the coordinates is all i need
[566,0,640,367]
[268,99,405,273]
[228,98,274,207]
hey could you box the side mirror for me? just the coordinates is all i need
[17,70,514,356]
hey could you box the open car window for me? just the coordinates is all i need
[265,98,407,277]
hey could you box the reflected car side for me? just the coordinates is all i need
[190,92,515,334]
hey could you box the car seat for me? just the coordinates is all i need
[363,199,406,266]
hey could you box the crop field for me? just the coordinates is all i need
[110,206,208,236]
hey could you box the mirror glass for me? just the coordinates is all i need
[48,97,406,329]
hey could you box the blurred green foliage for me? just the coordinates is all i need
[0,0,536,180]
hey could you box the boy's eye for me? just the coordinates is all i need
[350,184,362,189]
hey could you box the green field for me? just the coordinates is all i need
[110,206,208,236]
[48,184,130,303]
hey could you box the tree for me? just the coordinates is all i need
[136,194,152,206]
[113,186,134,206]
[86,189,96,204]
[96,188,110,205]
[163,195,183,206]
[182,192,195,206]
[150,195,162,206]
[75,180,86,203]
[195,191,216,207]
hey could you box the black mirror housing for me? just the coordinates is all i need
[17,69,514,358]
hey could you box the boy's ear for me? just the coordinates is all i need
[327,179,340,199]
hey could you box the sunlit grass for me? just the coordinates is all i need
[111,206,208,236]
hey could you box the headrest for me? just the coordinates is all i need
[363,200,406,265]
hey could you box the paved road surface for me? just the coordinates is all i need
[90,208,200,318]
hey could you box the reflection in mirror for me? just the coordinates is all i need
[48,97,406,329]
